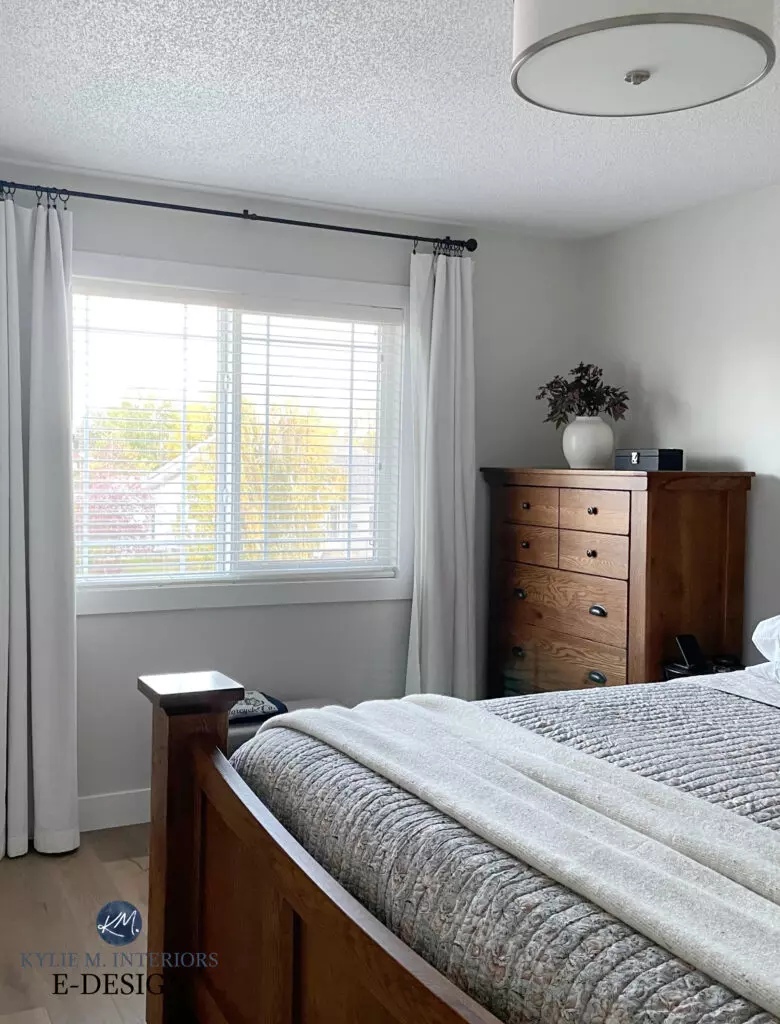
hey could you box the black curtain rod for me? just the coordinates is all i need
[0,179,478,253]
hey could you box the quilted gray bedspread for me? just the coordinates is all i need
[231,682,780,1024]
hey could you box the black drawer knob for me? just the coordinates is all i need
[511,646,525,659]
[521,541,530,550]
[588,671,607,686]
[522,502,531,510]
[514,588,527,601]
[587,549,598,558]
[587,507,599,516]
[589,604,607,618]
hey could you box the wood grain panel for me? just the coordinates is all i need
[648,473,754,493]
[644,487,746,676]
[559,530,629,580]
[147,706,231,1024]
[500,524,558,568]
[628,490,649,683]
[501,623,626,694]
[559,489,630,535]
[482,468,650,491]
[297,919,399,1024]
[723,488,749,657]
[199,804,294,1024]
[504,486,559,528]
[482,468,753,491]
[500,564,627,647]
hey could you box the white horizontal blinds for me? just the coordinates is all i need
[237,313,402,572]
[72,287,403,585]
[72,294,225,581]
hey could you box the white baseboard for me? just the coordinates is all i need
[79,788,151,832]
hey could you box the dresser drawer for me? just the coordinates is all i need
[559,530,629,580]
[501,564,627,648]
[501,623,626,694]
[501,524,558,568]
[559,489,630,535]
[504,486,559,528]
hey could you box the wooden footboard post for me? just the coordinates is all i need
[138,671,245,1024]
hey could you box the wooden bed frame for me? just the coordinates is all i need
[138,671,503,1024]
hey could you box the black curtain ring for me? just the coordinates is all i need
[35,187,43,206]
[58,190,70,209]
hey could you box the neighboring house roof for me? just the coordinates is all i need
[145,434,378,502]
[145,435,216,493]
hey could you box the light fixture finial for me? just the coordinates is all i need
[625,69,651,87]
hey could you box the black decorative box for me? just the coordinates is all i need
[615,448,684,471]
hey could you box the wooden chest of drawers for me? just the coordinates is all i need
[482,469,753,697]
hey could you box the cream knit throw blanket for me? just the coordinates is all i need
[263,693,780,1016]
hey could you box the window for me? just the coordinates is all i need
[72,284,404,591]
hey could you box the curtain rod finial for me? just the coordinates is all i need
[465,239,478,253]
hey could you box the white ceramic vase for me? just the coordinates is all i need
[562,416,614,469]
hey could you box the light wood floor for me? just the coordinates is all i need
[0,826,149,1024]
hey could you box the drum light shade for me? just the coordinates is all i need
[511,0,776,116]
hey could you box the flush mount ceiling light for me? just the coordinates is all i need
[511,0,776,116]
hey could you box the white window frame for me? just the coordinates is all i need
[72,252,413,616]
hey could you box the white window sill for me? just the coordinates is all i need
[76,574,413,616]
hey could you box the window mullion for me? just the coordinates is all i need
[372,328,382,563]
[347,321,355,561]
[229,312,243,572]
[215,308,231,575]
[180,307,189,575]
[263,315,270,563]
[376,324,399,568]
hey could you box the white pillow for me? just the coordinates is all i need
[753,616,780,665]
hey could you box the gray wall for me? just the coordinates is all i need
[589,181,780,656]
[0,162,589,822]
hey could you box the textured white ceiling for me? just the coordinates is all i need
[1,0,780,236]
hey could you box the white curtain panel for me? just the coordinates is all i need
[406,253,476,699]
[0,199,79,858]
